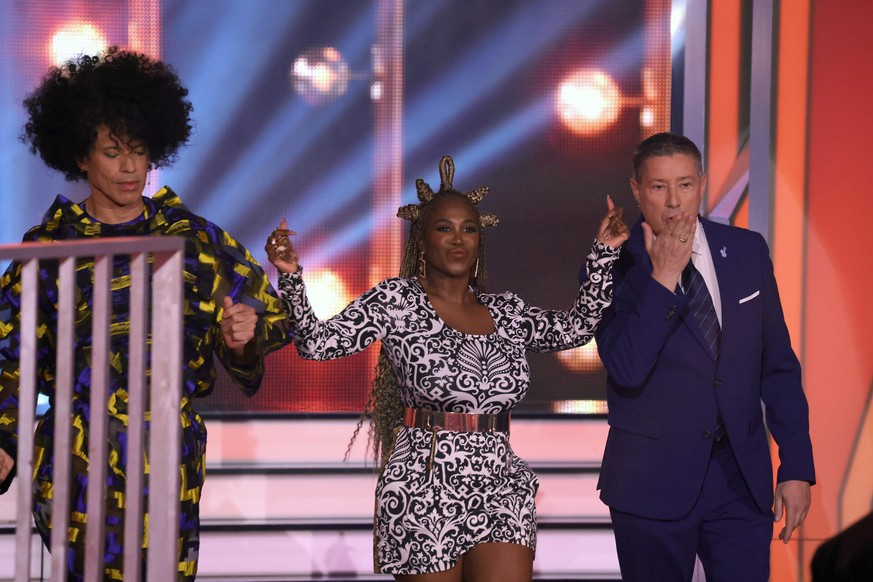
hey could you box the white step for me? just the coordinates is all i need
[194,527,620,580]
[203,416,609,466]
[199,470,608,523]
[1,416,618,579]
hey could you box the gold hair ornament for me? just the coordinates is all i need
[397,155,499,227]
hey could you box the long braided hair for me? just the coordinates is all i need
[346,156,499,466]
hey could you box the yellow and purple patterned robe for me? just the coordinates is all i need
[0,187,290,580]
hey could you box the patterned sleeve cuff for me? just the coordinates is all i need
[278,267,304,294]
[588,239,621,265]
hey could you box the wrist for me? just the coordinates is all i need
[228,337,258,363]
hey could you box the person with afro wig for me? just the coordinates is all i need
[0,46,291,580]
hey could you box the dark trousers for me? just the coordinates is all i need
[609,442,773,582]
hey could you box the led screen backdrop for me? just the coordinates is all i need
[0,0,671,414]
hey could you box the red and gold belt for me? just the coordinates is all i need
[403,407,510,433]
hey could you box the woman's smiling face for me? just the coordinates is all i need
[420,195,480,280]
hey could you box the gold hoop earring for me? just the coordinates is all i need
[418,250,426,278]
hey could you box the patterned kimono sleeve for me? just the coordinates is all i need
[0,228,43,458]
[521,239,619,353]
[208,231,292,396]
[278,270,391,361]
[1,227,65,494]
[0,261,23,494]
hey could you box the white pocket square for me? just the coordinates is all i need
[739,290,760,304]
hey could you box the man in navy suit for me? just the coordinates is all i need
[595,132,815,581]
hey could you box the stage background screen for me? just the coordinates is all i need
[0,0,671,415]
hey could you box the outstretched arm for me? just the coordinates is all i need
[526,197,626,352]
[266,219,391,361]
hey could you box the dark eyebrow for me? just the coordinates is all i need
[433,217,477,224]
[649,175,696,183]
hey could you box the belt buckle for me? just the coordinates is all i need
[425,410,443,432]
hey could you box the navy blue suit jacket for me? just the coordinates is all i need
[594,217,815,520]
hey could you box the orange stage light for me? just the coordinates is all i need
[556,70,622,135]
[555,340,602,373]
[50,22,108,66]
[303,269,353,319]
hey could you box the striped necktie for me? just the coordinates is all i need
[683,260,721,358]
[683,260,726,444]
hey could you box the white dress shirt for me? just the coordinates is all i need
[684,220,722,326]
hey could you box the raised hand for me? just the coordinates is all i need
[644,211,696,291]
[596,195,629,248]
[265,218,298,274]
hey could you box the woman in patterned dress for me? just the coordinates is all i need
[0,47,290,580]
[265,156,628,581]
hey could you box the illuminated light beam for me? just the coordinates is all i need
[193,95,345,225]
[163,2,308,195]
[671,0,688,56]
[169,6,376,233]
[403,95,554,201]
[0,8,26,249]
[429,95,554,184]
[403,0,603,156]
[207,0,613,263]
[250,133,378,265]
[401,0,449,42]
[302,96,554,268]
[305,208,379,269]
[592,25,652,78]
[243,12,378,213]
[273,139,375,235]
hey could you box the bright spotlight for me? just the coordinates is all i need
[291,47,350,105]
[556,70,622,135]
[640,106,655,128]
[303,269,353,319]
[50,22,108,66]
[555,340,602,373]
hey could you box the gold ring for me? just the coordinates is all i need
[678,233,689,243]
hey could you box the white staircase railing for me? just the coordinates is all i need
[0,236,184,582]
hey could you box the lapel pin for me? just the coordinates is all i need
[720,246,727,258]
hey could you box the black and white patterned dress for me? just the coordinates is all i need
[277,240,618,574]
